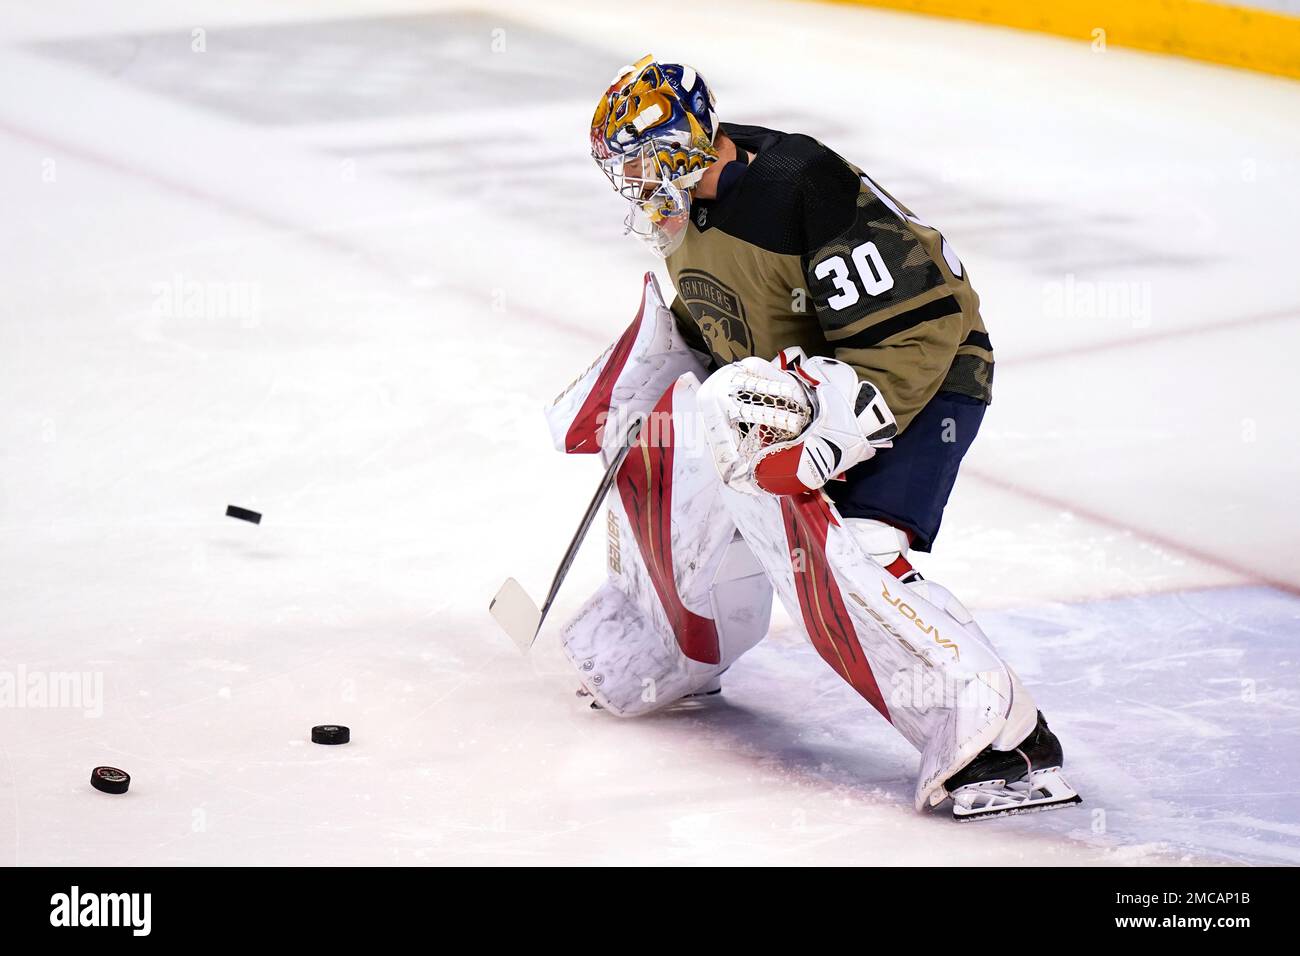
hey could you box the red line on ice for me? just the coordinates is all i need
[964,467,1300,598]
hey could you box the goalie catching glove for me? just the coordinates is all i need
[697,347,898,496]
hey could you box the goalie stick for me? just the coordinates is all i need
[489,417,644,651]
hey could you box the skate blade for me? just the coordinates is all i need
[953,793,1082,821]
[951,768,1082,821]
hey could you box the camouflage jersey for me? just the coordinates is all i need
[666,123,992,434]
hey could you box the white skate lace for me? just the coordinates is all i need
[1014,747,1035,802]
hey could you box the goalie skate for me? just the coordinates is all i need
[951,767,1081,821]
[945,711,1082,820]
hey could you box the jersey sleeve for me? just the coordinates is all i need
[799,168,964,433]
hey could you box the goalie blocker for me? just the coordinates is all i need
[541,275,1078,818]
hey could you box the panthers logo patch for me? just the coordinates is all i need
[676,270,754,364]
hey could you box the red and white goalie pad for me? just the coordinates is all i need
[546,272,704,458]
[561,374,775,715]
[547,278,773,715]
[547,282,1035,810]
[711,483,1037,810]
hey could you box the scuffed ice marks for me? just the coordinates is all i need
[32,13,611,125]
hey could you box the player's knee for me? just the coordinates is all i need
[845,518,911,569]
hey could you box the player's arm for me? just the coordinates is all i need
[800,169,963,436]
[699,158,959,497]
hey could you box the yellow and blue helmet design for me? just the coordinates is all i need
[591,56,719,256]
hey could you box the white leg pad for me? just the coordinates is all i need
[563,532,772,716]
[713,485,1025,811]
[909,578,1040,751]
[561,375,773,717]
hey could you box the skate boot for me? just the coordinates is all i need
[943,711,1081,820]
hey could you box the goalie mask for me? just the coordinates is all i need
[590,56,719,257]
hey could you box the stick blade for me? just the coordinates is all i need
[489,577,542,652]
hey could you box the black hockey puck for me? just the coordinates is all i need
[311,725,350,745]
[226,504,261,524]
[90,766,130,794]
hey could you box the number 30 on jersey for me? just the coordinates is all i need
[813,241,893,310]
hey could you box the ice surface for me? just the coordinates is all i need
[1,0,1298,865]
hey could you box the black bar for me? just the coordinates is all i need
[833,294,961,350]
[0,867,1283,941]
